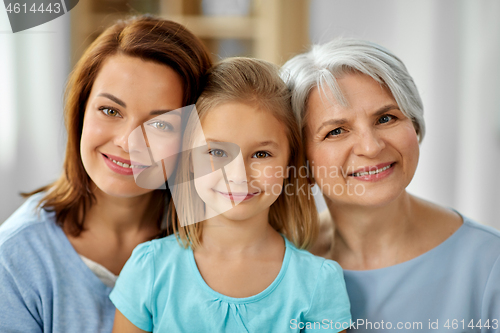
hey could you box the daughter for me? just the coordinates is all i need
[110,58,351,332]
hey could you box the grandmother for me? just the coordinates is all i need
[281,39,500,332]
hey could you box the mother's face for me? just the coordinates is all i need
[80,54,184,198]
[305,72,419,207]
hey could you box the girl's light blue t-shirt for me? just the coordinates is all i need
[110,235,352,332]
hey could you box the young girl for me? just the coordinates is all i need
[110,58,352,332]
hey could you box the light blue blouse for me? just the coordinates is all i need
[0,193,115,332]
[110,234,351,332]
[345,216,500,332]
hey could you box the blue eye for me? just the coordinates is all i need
[99,107,121,117]
[208,149,227,158]
[326,128,345,138]
[148,121,174,132]
[252,151,271,159]
[378,115,395,124]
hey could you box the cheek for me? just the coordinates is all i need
[194,170,223,192]
[153,136,182,176]
[395,124,420,169]
[306,141,346,185]
[251,161,288,189]
[260,167,285,188]
[81,112,108,155]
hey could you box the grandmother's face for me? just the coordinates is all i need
[305,73,419,207]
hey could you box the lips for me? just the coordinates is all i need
[213,189,260,201]
[347,162,396,182]
[101,153,149,176]
[350,162,395,177]
[103,153,148,168]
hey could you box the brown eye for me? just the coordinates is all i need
[253,151,271,159]
[100,107,121,117]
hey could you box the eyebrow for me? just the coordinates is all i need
[97,93,181,116]
[373,104,400,117]
[98,93,126,108]
[205,139,280,149]
[315,104,400,133]
[257,140,280,149]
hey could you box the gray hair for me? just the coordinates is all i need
[280,38,425,142]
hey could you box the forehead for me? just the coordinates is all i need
[197,102,288,147]
[91,54,183,104]
[307,73,396,119]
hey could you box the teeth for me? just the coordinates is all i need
[107,156,139,169]
[353,164,392,177]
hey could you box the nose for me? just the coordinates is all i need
[352,127,385,158]
[223,152,249,184]
[114,121,142,154]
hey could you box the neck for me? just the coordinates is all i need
[64,186,162,275]
[328,191,416,269]
[200,207,278,255]
[83,187,158,236]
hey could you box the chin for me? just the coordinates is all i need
[323,182,407,208]
[95,180,154,199]
[351,186,406,208]
[217,207,259,221]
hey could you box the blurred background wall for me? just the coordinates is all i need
[0,10,69,223]
[1,0,499,229]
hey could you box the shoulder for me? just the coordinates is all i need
[290,247,351,324]
[286,238,344,283]
[455,215,500,251]
[127,234,188,270]
[458,215,500,259]
[461,216,500,241]
[148,234,187,256]
[0,193,56,251]
[112,235,187,311]
[427,214,500,283]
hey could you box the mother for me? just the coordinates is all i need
[0,16,211,332]
[282,39,500,332]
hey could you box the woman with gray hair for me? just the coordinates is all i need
[281,39,500,332]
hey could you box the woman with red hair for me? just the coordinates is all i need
[0,15,212,332]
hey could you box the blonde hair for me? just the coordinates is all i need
[171,57,318,249]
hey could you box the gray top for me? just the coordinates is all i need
[344,216,500,332]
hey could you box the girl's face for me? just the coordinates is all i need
[192,102,290,222]
[80,54,184,198]
[305,72,420,207]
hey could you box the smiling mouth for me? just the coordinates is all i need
[213,190,260,201]
[103,154,148,169]
[351,163,395,177]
